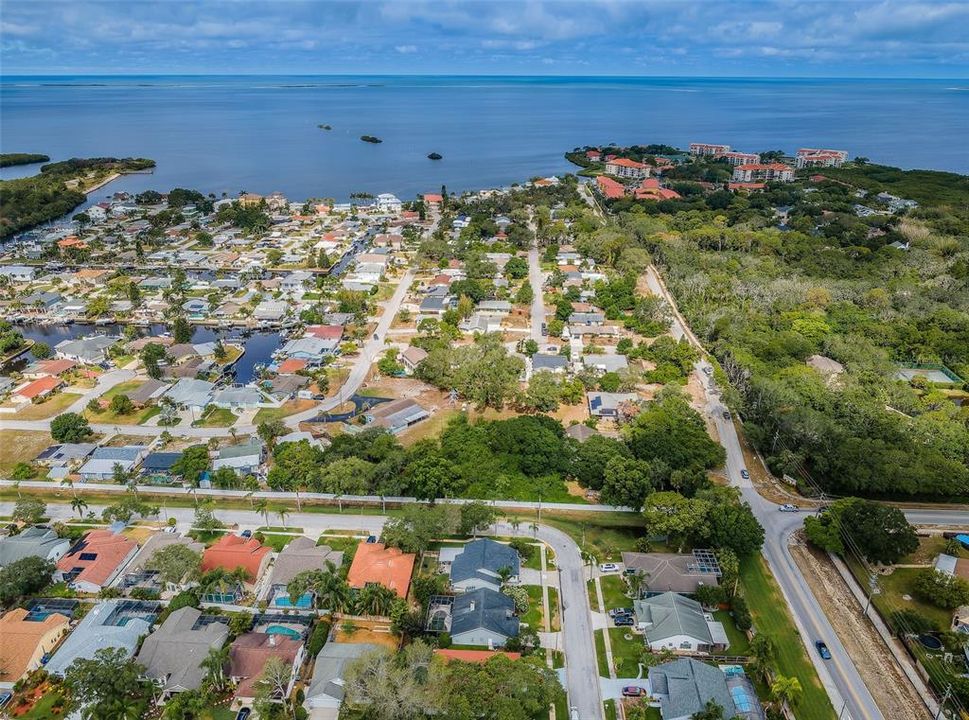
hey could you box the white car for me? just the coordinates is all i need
[599,563,620,573]
[779,504,799,512]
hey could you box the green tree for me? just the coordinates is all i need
[913,569,969,609]
[0,556,54,605]
[109,393,134,415]
[381,503,457,554]
[170,315,192,343]
[641,491,709,552]
[459,501,496,537]
[64,646,147,720]
[12,496,46,524]
[50,412,92,442]
[140,342,168,379]
[522,370,560,412]
[600,455,654,509]
[623,391,725,471]
[147,543,201,586]
[569,435,631,489]
[172,444,211,486]
[31,341,52,359]
[356,582,397,617]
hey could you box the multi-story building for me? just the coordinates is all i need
[795,148,849,168]
[716,151,761,166]
[604,157,649,180]
[731,163,795,183]
[689,142,731,156]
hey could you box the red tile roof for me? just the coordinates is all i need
[37,359,77,376]
[201,535,271,582]
[346,542,415,598]
[229,632,302,699]
[596,175,626,200]
[606,157,645,169]
[304,325,343,340]
[56,530,137,587]
[423,194,444,203]
[16,375,63,400]
[277,359,307,375]
[639,178,660,189]
[728,182,767,191]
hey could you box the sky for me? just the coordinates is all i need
[2,0,968,78]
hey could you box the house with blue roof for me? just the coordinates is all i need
[450,588,520,648]
[448,539,520,593]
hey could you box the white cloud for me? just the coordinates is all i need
[395,44,417,53]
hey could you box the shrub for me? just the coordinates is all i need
[502,585,529,614]
[913,569,969,610]
[308,620,332,657]
[167,517,177,527]
[694,584,725,608]
[888,609,936,634]
[731,594,752,631]
[438,632,452,648]
[509,538,535,562]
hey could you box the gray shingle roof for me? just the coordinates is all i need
[306,642,380,706]
[450,588,519,639]
[136,607,229,693]
[634,592,712,645]
[268,536,344,588]
[450,539,520,586]
[0,527,70,567]
[648,658,737,720]
[46,599,157,676]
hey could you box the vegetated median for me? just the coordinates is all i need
[0,156,155,240]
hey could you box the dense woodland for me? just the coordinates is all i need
[0,152,50,167]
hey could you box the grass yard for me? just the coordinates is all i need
[0,430,52,475]
[398,408,460,446]
[741,556,835,720]
[848,559,952,631]
[604,699,617,720]
[194,406,237,427]
[253,399,317,424]
[594,629,609,677]
[713,609,751,656]
[259,533,294,552]
[599,574,631,610]
[536,513,645,563]
[16,688,69,719]
[520,584,545,630]
[11,392,81,419]
[317,534,362,567]
[85,385,160,424]
[608,627,644,676]
[548,586,560,631]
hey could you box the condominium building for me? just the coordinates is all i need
[716,151,761,167]
[604,157,649,180]
[795,148,849,168]
[689,143,731,156]
[731,163,795,183]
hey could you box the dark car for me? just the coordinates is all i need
[614,615,634,626]
[815,641,832,660]
[740,469,750,480]
[366,535,378,544]
[621,686,646,697]
[235,709,251,720]
[240,529,252,538]
[722,410,731,420]
[0,691,12,709]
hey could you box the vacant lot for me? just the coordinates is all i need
[9,392,81,419]
[0,430,52,475]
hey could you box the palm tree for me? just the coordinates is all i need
[355,583,396,617]
[71,497,88,518]
[497,565,514,587]
[201,644,230,692]
[61,477,77,499]
[255,498,270,527]
[244,491,254,509]
[276,505,289,529]
[770,675,802,715]
[510,518,521,535]
[315,570,353,613]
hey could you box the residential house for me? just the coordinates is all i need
[45,599,159,676]
[633,592,727,653]
[201,534,272,587]
[605,157,649,180]
[120,532,205,594]
[0,265,38,282]
[140,451,183,479]
[935,553,969,582]
[583,354,629,373]
[347,542,416,598]
[304,642,380,714]
[35,442,96,468]
[304,325,344,341]
[164,377,215,411]
[211,384,274,410]
[621,552,721,595]
[263,536,344,606]
[648,658,741,720]
[267,374,310,402]
[448,539,520,593]
[55,530,139,593]
[136,607,230,698]
[280,336,339,364]
[400,346,428,374]
[419,294,456,317]
[716,151,760,166]
[55,335,119,364]
[229,631,304,708]
[450,588,520,648]
[253,300,289,322]
[0,608,70,689]
[11,375,64,404]
[596,175,626,200]
[77,445,148,482]
[127,378,169,406]
[0,526,71,568]
[364,398,429,434]
[569,311,604,326]
[281,271,313,295]
[21,358,76,379]
[375,193,402,214]
[587,391,639,418]
[212,438,265,474]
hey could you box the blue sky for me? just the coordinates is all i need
[2,0,968,77]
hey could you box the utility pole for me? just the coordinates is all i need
[935,684,952,720]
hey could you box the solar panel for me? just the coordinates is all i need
[78,552,98,561]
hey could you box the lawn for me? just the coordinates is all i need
[536,513,645,563]
[102,379,144,400]
[16,687,69,719]
[608,627,644,676]
[599,574,631,610]
[259,533,295,551]
[548,586,560,631]
[194,406,237,427]
[317,534,362,567]
[847,558,951,632]
[604,699,617,720]
[85,384,160,424]
[594,629,609,677]
[520,584,545,630]
[0,430,52,475]
[713,609,751,656]
[253,399,316,424]
[741,556,835,720]
[11,392,81,419]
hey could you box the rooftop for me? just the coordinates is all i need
[346,542,415,597]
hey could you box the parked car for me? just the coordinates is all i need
[0,691,12,709]
[722,410,731,420]
[740,469,750,480]
[366,535,378,544]
[621,686,646,698]
[599,563,619,573]
[614,615,634,627]
[164,526,178,534]
[815,641,832,660]
[702,367,713,376]
[240,529,252,538]
[235,709,251,720]
[779,504,799,512]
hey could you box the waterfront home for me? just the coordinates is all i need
[446,538,520,593]
[55,529,139,593]
[11,375,65,404]
[201,534,271,588]
[0,265,38,282]
[0,608,70,689]
[633,592,727,653]
[305,642,381,713]
[267,373,310,402]
[423,193,443,206]
[374,193,402,214]
[0,526,71,568]
[305,324,344,341]
[229,631,304,708]
[253,299,289,322]
[347,542,415,598]
[731,163,794,183]
[127,378,169,406]
[164,377,215,411]
[281,270,313,295]
[795,148,848,168]
[211,384,275,410]
[120,532,204,593]
[21,290,63,312]
[263,536,344,606]
[621,552,721,595]
[605,157,649,180]
[136,607,230,699]
[279,336,339,364]
[364,398,429,434]
[588,391,639,418]
[596,175,626,200]
[45,599,158,676]
[212,438,265,474]
[77,445,149,481]
[450,588,520,648]
[181,298,209,319]
[55,335,119,364]
[689,142,731,156]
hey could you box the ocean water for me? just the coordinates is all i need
[1,75,966,202]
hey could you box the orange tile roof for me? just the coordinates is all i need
[639,178,661,189]
[434,649,522,663]
[277,358,308,375]
[596,175,626,200]
[423,194,444,203]
[346,542,415,598]
[729,182,767,191]
[37,358,77,376]
[56,530,137,587]
[16,375,64,400]
[229,632,302,699]
[58,237,87,249]
[305,325,343,340]
[201,534,271,581]
[0,608,70,683]
[606,157,645,169]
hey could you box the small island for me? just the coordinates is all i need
[318,124,332,130]
[427,152,443,160]
[0,153,51,168]
[360,135,383,144]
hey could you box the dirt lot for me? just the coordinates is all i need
[790,532,930,720]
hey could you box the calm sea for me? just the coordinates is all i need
[1,75,967,201]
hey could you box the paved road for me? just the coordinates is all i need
[1,499,604,720]
[527,241,545,344]
[65,369,136,414]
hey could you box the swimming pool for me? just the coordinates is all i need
[265,625,302,639]
[273,592,313,609]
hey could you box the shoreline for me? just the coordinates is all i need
[81,171,121,195]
